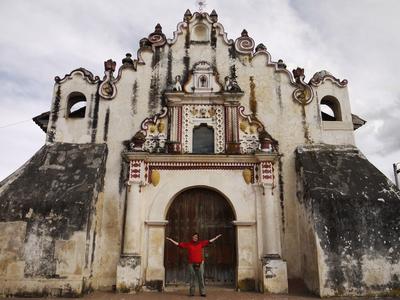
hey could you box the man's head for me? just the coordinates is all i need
[192,232,199,242]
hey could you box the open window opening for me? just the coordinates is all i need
[67,92,87,118]
[320,96,342,121]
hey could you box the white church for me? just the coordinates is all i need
[1,8,399,298]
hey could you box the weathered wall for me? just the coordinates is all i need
[29,10,359,290]
[0,143,107,297]
[296,144,400,297]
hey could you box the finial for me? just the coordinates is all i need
[184,9,192,21]
[210,9,218,21]
[104,59,116,72]
[155,23,162,33]
[122,53,133,65]
[241,29,249,37]
[293,67,305,83]
[196,0,207,12]
[255,43,267,52]
[277,59,287,69]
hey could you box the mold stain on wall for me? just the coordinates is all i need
[131,81,138,116]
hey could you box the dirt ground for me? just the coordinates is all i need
[10,286,399,300]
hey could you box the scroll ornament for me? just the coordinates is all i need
[292,67,313,105]
[99,59,117,100]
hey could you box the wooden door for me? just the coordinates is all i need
[165,188,236,286]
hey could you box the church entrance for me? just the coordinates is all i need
[164,187,236,286]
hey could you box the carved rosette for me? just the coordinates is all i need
[235,29,255,54]
[292,67,313,105]
[99,59,117,100]
[148,23,167,47]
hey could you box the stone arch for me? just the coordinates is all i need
[164,186,237,285]
[165,185,237,221]
[66,92,87,118]
[320,95,342,121]
[147,172,253,222]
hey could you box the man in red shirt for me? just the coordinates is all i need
[166,232,222,297]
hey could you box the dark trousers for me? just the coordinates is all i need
[188,262,205,295]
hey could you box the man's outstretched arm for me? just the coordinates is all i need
[209,234,222,243]
[166,237,179,246]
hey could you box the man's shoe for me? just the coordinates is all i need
[200,294,206,297]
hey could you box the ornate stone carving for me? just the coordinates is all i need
[292,67,313,105]
[260,161,273,185]
[54,68,100,84]
[148,23,166,47]
[309,70,348,87]
[224,65,242,92]
[184,61,222,93]
[238,106,276,154]
[99,59,117,100]
[235,29,255,54]
[182,105,225,153]
[173,75,182,92]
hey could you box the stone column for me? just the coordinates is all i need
[258,160,288,294]
[123,182,142,254]
[262,184,281,256]
[116,159,145,293]
[144,221,168,291]
[233,221,258,292]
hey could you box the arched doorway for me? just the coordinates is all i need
[164,187,236,286]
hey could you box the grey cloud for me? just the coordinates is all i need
[0,0,399,182]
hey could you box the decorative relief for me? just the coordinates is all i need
[182,105,225,153]
[309,70,348,87]
[148,23,167,47]
[127,159,273,186]
[129,160,144,183]
[234,29,255,55]
[183,61,222,93]
[260,161,273,185]
[142,108,168,153]
[224,65,242,92]
[292,67,313,105]
[238,106,276,154]
[99,59,117,100]
[124,108,168,153]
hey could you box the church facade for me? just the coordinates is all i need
[1,10,400,297]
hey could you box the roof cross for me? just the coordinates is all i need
[196,0,207,12]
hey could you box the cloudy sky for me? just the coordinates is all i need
[0,0,399,182]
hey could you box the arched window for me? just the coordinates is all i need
[67,92,86,118]
[320,96,342,121]
[193,123,214,153]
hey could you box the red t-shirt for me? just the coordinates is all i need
[178,240,210,263]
